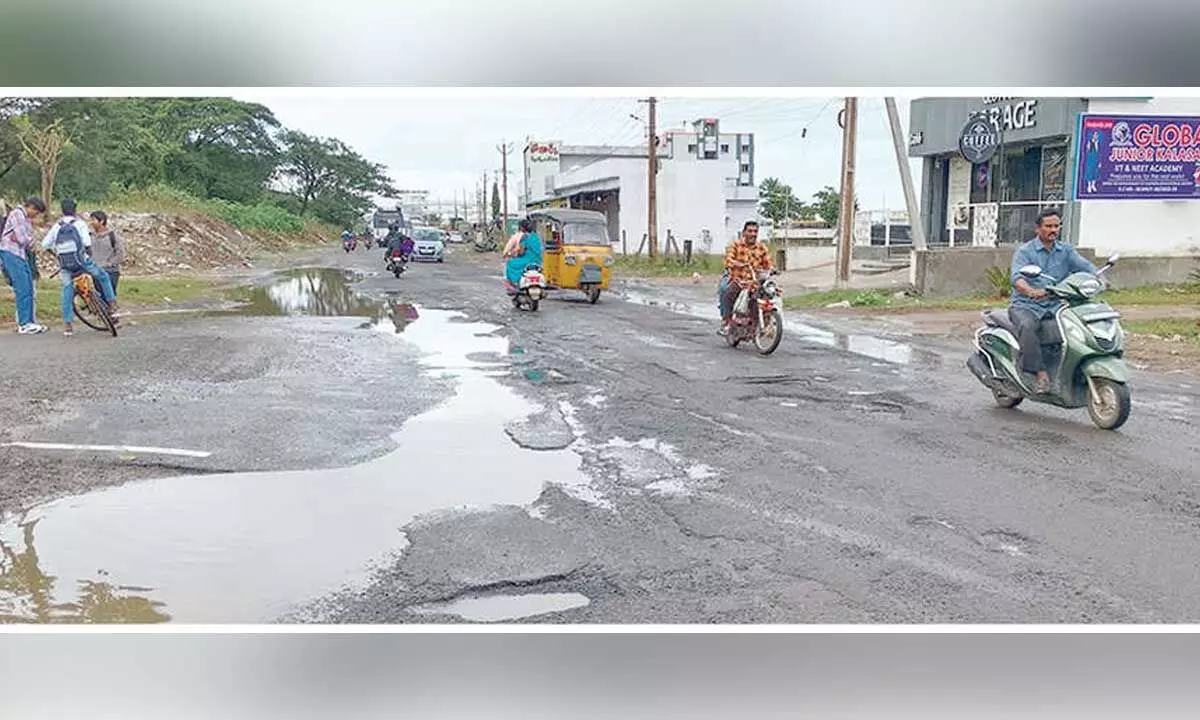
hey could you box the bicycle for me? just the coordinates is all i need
[48,268,118,336]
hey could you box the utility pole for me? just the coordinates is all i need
[498,141,514,232]
[835,97,858,287]
[883,97,929,289]
[639,96,658,258]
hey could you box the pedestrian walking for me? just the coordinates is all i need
[1,196,49,334]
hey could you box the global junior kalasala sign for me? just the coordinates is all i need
[1074,113,1200,200]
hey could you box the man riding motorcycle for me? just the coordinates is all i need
[718,220,772,336]
[382,223,413,263]
[1009,208,1098,395]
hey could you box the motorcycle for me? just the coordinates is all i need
[508,265,546,312]
[342,236,356,253]
[362,234,374,249]
[966,253,1131,430]
[386,250,408,278]
[724,269,784,355]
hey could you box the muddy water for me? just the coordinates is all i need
[0,308,596,624]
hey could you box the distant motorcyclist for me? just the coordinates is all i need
[503,217,543,292]
[382,223,413,262]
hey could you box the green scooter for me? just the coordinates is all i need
[966,253,1131,430]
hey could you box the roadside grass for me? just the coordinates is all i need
[1123,317,1200,343]
[784,284,1200,313]
[615,253,725,277]
[1,276,226,328]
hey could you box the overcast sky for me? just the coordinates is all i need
[232,93,922,215]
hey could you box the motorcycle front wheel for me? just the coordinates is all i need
[1087,378,1131,430]
[753,310,783,355]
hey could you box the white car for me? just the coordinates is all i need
[411,226,446,262]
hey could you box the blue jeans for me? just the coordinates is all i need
[1,249,36,326]
[60,260,116,324]
[717,273,731,318]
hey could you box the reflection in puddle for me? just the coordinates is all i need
[408,592,590,622]
[618,287,938,366]
[215,267,382,318]
[0,309,596,624]
[0,520,171,623]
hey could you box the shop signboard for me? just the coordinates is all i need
[1074,113,1200,200]
[958,116,1000,164]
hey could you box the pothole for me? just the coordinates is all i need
[978,530,1035,557]
[407,592,591,622]
[0,308,602,624]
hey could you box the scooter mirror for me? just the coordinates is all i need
[1018,264,1043,278]
[1107,253,1120,264]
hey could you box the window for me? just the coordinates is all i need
[687,144,697,153]
[564,222,610,246]
[740,163,750,173]
[741,144,750,153]
[720,144,729,153]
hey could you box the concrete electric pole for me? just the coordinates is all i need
[835,97,858,287]
[639,96,658,258]
[883,97,928,288]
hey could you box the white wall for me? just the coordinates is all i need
[556,156,648,251]
[1079,97,1200,256]
[657,159,730,253]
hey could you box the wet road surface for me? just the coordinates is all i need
[2,246,1198,623]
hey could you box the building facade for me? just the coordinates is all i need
[908,96,1200,256]
[523,119,760,255]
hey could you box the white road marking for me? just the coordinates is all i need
[2,442,212,458]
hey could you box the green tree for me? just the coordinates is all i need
[811,185,858,226]
[0,98,40,183]
[758,177,811,223]
[490,180,500,222]
[276,130,396,228]
[150,98,281,203]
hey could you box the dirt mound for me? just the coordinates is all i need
[29,211,328,278]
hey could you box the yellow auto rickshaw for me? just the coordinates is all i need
[528,208,615,304]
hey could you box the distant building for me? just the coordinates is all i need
[523,119,760,254]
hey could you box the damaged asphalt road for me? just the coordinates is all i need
[2,246,1200,624]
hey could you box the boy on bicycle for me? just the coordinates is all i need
[40,198,118,336]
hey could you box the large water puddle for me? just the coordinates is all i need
[0,307,595,624]
[617,286,940,366]
[215,267,382,317]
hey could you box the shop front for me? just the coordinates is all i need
[908,97,1087,248]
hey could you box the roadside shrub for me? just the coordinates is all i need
[850,290,889,307]
[211,200,306,234]
[984,265,1011,298]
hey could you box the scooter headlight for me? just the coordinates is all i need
[1076,278,1102,297]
